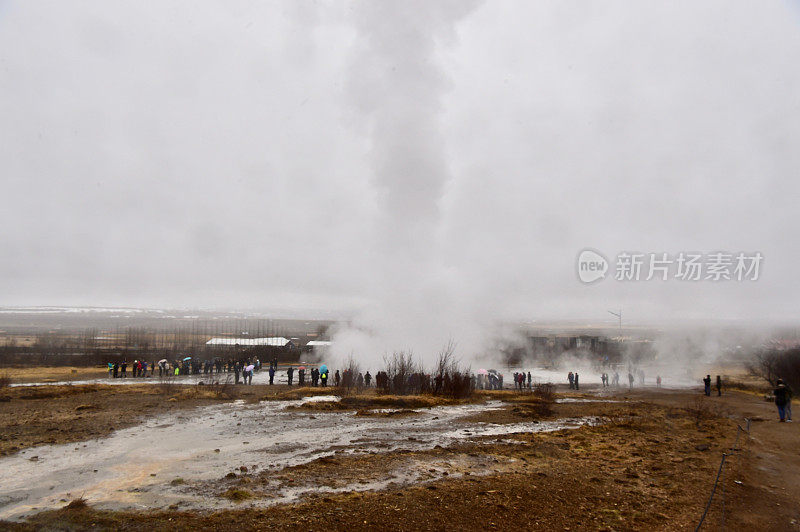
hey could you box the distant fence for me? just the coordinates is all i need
[0,345,301,367]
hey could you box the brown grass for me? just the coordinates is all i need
[221,488,254,502]
[0,366,108,384]
[64,497,88,510]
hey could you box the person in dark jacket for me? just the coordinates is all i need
[287,366,294,386]
[774,380,789,421]
[268,366,275,385]
[703,375,711,396]
[716,375,722,396]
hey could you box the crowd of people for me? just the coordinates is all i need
[104,358,793,423]
[562,369,660,390]
[513,371,531,389]
[105,356,271,384]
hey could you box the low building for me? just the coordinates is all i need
[205,337,295,347]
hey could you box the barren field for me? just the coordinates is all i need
[1,366,110,384]
[0,379,797,531]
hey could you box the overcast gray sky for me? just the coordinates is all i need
[2,1,800,335]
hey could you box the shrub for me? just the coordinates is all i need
[748,347,800,391]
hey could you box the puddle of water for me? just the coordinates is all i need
[555,398,625,403]
[0,399,597,520]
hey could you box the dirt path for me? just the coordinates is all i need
[700,390,799,530]
[586,386,800,530]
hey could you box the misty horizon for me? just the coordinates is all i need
[3,1,800,358]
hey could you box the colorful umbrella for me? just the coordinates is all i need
[182,356,192,361]
[477,368,488,375]
[319,364,328,374]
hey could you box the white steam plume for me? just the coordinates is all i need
[332,1,486,369]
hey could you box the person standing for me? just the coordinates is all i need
[268,366,275,385]
[656,375,662,388]
[703,375,711,396]
[568,372,574,389]
[628,372,634,389]
[287,366,294,386]
[321,370,328,387]
[774,379,789,422]
[298,368,305,386]
[574,373,579,390]
[716,375,722,396]
[364,371,371,387]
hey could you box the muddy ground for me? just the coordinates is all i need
[0,382,798,531]
[0,383,273,456]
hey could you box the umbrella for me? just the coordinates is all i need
[245,364,254,372]
[477,368,488,375]
[487,369,500,375]
[158,359,168,364]
[182,356,192,361]
[297,366,306,370]
[319,364,328,374]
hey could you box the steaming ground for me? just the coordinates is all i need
[0,396,596,520]
[1,382,798,530]
[6,363,708,389]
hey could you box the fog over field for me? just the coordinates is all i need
[2,1,800,361]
